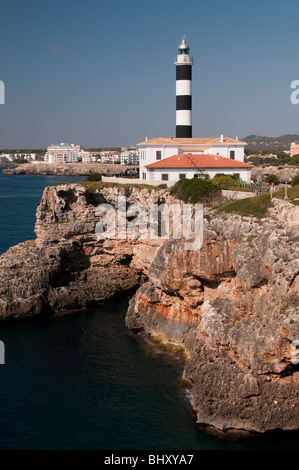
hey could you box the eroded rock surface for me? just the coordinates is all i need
[126,198,299,434]
[0,184,165,320]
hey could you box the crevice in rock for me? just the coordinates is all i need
[163,287,185,301]
[215,270,237,280]
[57,189,78,207]
[279,362,299,378]
[50,245,91,288]
[201,278,221,289]
[252,279,269,289]
[290,272,299,287]
[117,254,134,267]
[85,191,106,206]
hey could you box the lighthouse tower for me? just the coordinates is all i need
[174,36,193,138]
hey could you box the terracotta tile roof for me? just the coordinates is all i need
[138,136,247,145]
[145,154,253,169]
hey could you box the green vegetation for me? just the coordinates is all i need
[243,134,299,153]
[0,148,46,155]
[266,174,279,185]
[212,174,242,190]
[273,185,299,206]
[291,175,299,186]
[84,173,102,182]
[217,193,271,217]
[216,183,299,216]
[245,154,299,167]
[170,178,220,204]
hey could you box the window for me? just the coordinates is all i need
[156,151,162,160]
[179,173,186,179]
[230,150,235,160]
[142,172,146,180]
[233,173,240,179]
[161,174,169,181]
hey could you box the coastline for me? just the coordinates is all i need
[2,162,139,176]
[0,179,298,438]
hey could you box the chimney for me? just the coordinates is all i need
[220,134,224,142]
[145,137,148,142]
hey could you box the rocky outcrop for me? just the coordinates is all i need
[3,162,138,176]
[0,183,166,320]
[1,179,299,436]
[251,165,299,183]
[126,198,299,435]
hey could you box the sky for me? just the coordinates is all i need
[1,0,299,148]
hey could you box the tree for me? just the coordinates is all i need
[291,175,299,186]
[212,174,241,190]
[84,173,102,182]
[266,174,279,185]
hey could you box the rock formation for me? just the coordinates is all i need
[0,180,299,435]
[126,198,299,435]
[2,163,138,176]
[251,165,299,183]
[0,183,165,320]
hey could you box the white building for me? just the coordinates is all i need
[120,150,140,165]
[100,151,121,164]
[145,153,253,184]
[44,143,81,163]
[136,38,251,184]
[138,136,247,181]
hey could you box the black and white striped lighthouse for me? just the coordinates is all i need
[174,36,193,138]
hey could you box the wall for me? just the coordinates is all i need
[102,176,174,187]
[204,145,245,162]
[139,145,180,179]
[147,167,251,183]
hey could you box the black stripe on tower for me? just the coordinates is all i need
[176,125,192,138]
[176,95,192,110]
[176,65,192,81]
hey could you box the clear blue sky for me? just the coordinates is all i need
[1,0,299,148]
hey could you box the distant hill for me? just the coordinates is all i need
[242,134,299,152]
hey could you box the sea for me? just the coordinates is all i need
[0,167,298,450]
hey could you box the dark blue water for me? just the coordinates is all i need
[0,169,85,255]
[1,167,299,450]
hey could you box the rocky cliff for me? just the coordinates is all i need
[2,163,138,176]
[0,183,165,320]
[1,181,299,436]
[126,197,299,435]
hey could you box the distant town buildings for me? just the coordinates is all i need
[42,143,140,165]
[120,146,140,165]
[44,143,82,164]
[291,142,299,157]
[0,152,43,163]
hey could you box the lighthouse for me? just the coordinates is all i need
[174,36,193,138]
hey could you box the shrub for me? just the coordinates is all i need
[84,172,102,182]
[217,193,271,217]
[170,178,220,203]
[266,174,279,185]
[212,174,241,190]
[291,175,299,186]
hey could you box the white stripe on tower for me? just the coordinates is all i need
[176,80,192,96]
[174,36,193,138]
[176,110,192,126]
